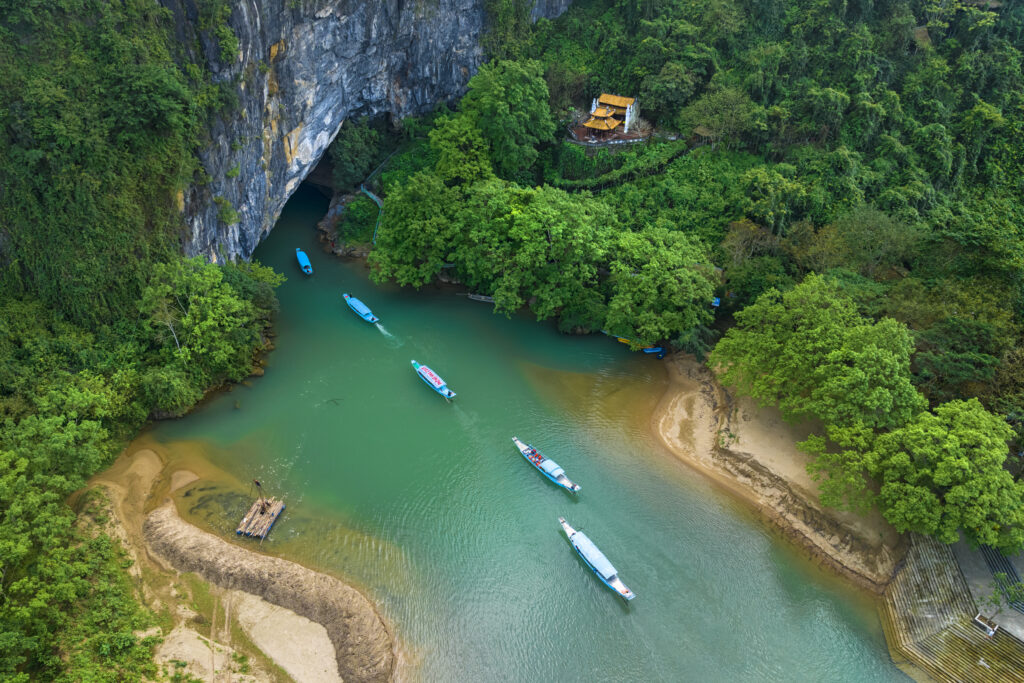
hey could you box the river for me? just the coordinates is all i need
[144,186,907,681]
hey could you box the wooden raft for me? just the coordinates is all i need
[236,497,285,539]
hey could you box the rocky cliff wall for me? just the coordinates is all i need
[161,0,571,261]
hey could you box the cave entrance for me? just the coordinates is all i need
[300,113,402,199]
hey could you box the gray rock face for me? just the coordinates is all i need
[161,0,571,262]
[530,0,572,21]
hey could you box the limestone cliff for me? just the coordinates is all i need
[161,0,571,261]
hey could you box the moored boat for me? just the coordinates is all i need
[600,330,665,359]
[511,437,580,493]
[411,360,456,400]
[343,293,379,323]
[559,517,635,601]
[296,248,313,275]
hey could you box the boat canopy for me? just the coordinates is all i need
[540,460,565,477]
[418,365,446,389]
[572,532,618,579]
[348,297,372,317]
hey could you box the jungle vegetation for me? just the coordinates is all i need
[2,0,1024,678]
[0,1,282,678]
[361,0,1024,554]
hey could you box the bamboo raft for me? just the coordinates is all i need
[235,497,285,539]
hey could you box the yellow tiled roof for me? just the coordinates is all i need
[583,116,622,131]
[598,93,635,108]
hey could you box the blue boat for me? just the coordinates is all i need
[511,437,580,493]
[411,360,456,400]
[601,330,664,359]
[559,517,635,601]
[296,248,313,275]
[343,293,379,323]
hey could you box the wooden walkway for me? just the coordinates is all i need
[880,534,1024,681]
[235,497,285,539]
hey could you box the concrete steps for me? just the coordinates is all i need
[881,534,1024,682]
[980,545,1024,613]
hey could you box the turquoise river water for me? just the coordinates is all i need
[144,187,908,681]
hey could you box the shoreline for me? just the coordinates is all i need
[89,447,396,683]
[651,353,906,594]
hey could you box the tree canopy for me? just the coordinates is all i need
[710,274,926,429]
[460,59,556,179]
[870,399,1024,553]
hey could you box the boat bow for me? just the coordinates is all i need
[559,517,635,601]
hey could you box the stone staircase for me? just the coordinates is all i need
[880,534,1024,681]
[981,545,1024,613]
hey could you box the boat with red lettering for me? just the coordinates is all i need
[411,360,456,400]
[511,437,580,493]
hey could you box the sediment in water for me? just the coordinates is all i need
[653,353,906,593]
[144,502,395,683]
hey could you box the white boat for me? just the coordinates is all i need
[559,517,634,601]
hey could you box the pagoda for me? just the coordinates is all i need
[583,93,638,138]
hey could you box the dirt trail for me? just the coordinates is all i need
[653,354,905,592]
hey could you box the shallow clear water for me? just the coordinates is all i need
[147,186,906,681]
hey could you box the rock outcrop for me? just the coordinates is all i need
[160,0,571,261]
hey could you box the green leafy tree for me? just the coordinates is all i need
[483,0,534,59]
[369,172,464,287]
[456,182,614,324]
[138,257,277,387]
[710,274,926,429]
[428,114,495,186]
[869,399,1024,553]
[802,421,878,512]
[460,59,556,178]
[605,227,716,346]
[640,61,697,122]
[914,317,1001,403]
[329,118,382,190]
[677,86,764,148]
[790,206,920,278]
[739,166,808,235]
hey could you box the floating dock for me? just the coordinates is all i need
[235,497,285,539]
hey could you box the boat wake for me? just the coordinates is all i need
[376,323,402,346]
[452,404,478,432]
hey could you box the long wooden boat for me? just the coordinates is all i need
[559,517,635,601]
[295,248,313,275]
[411,360,456,400]
[511,437,580,493]
[343,293,379,323]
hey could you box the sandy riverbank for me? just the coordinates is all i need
[652,354,905,592]
[89,447,395,682]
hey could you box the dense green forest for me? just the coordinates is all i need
[0,1,281,678]
[362,0,1024,555]
[3,0,1024,677]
